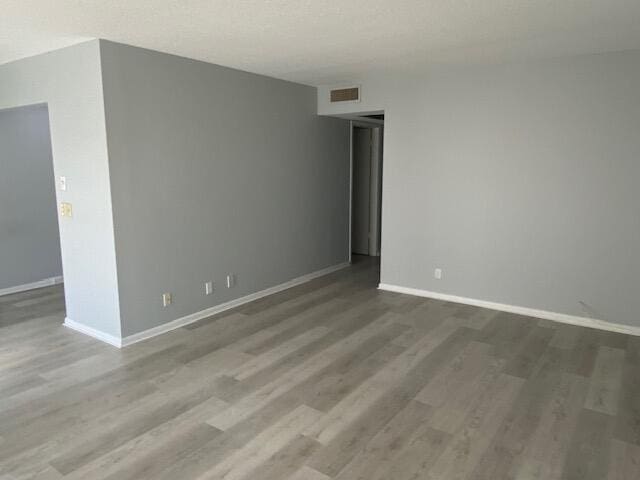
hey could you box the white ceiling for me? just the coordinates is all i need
[3,0,640,85]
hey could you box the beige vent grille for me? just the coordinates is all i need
[330,87,360,103]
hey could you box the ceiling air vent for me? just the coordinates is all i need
[330,86,360,103]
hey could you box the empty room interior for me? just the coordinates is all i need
[1,2,640,479]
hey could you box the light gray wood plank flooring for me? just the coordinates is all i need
[1,256,639,479]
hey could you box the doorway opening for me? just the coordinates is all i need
[349,115,384,268]
[0,103,65,325]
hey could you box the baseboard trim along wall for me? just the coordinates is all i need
[0,276,63,297]
[64,317,122,347]
[121,261,351,347]
[65,261,350,348]
[378,283,640,337]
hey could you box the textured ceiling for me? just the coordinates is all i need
[3,0,640,85]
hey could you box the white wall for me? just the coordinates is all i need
[0,41,121,338]
[320,50,640,328]
[0,104,62,291]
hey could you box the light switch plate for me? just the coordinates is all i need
[59,176,67,191]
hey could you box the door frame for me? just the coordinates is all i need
[349,119,384,263]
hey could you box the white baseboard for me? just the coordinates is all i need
[116,261,350,348]
[0,276,63,297]
[64,318,122,348]
[378,283,640,337]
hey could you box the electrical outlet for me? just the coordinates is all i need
[205,281,214,295]
[434,268,442,280]
[162,292,172,307]
[60,202,73,217]
[226,274,236,288]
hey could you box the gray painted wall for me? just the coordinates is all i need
[0,41,122,337]
[99,41,350,336]
[0,104,62,290]
[321,50,640,328]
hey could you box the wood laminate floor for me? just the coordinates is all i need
[1,256,639,479]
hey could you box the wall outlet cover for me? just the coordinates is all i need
[162,292,172,307]
[60,202,73,217]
